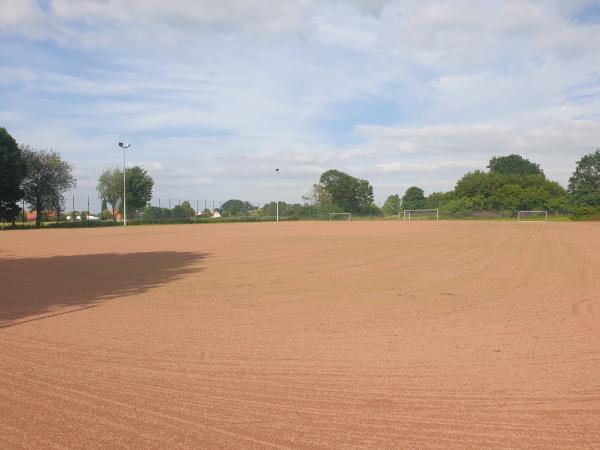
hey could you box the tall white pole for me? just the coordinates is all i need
[275,168,279,222]
[123,147,127,226]
[118,142,130,226]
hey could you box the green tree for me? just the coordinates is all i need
[426,191,454,209]
[302,184,339,217]
[568,149,600,207]
[381,194,401,216]
[302,183,331,206]
[487,154,542,176]
[439,198,474,218]
[0,128,28,225]
[97,168,121,220]
[495,184,524,213]
[317,169,375,213]
[402,186,425,210]
[455,171,506,198]
[172,201,195,219]
[221,199,253,217]
[100,209,112,220]
[363,203,382,217]
[21,147,76,227]
[142,206,171,221]
[261,201,285,217]
[119,166,154,213]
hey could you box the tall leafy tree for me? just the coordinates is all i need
[120,166,154,212]
[426,191,454,209]
[318,169,374,213]
[97,168,122,220]
[568,149,600,207]
[488,154,542,176]
[302,184,331,206]
[21,147,76,227]
[402,186,426,210]
[221,199,253,217]
[172,201,196,219]
[0,128,28,225]
[381,194,401,216]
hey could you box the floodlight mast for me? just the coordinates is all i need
[118,142,131,226]
[275,168,279,222]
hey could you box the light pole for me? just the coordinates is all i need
[275,168,279,222]
[118,142,130,226]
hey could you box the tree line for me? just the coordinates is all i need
[3,124,599,226]
[0,127,156,227]
[215,153,600,219]
[402,153,600,218]
[1,127,76,226]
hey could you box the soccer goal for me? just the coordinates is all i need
[517,211,548,222]
[330,212,351,221]
[402,209,439,221]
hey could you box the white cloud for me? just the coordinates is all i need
[376,161,480,173]
[2,0,600,204]
[357,119,600,188]
[0,0,52,38]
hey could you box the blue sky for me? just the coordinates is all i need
[2,0,600,210]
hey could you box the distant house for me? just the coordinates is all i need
[212,210,222,219]
[25,210,56,221]
[104,209,122,221]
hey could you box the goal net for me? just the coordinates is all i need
[330,212,351,221]
[402,209,439,221]
[517,211,548,222]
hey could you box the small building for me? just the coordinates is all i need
[25,210,56,221]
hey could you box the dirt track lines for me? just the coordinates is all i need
[3,363,597,449]
[1,221,600,448]
[0,368,293,450]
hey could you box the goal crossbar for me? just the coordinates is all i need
[402,209,439,221]
[330,212,351,221]
[517,210,548,222]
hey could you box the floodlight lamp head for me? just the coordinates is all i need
[276,168,279,172]
[118,142,130,149]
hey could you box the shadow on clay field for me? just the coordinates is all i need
[0,251,207,329]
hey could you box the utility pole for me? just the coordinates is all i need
[118,142,131,226]
[276,168,280,222]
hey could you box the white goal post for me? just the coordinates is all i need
[517,210,548,222]
[330,212,351,221]
[402,209,439,221]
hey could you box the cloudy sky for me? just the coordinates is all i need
[2,0,600,209]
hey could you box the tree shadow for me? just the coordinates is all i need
[0,251,207,329]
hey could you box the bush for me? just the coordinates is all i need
[570,206,600,221]
[439,198,474,218]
